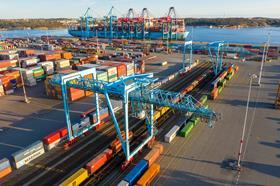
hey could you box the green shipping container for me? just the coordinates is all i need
[190,116,201,126]
[180,122,194,137]
[199,95,208,105]
[97,71,108,82]
[108,74,118,82]
[218,86,223,94]
[226,73,233,80]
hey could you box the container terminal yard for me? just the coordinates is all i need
[0,8,280,186]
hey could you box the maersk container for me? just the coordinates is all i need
[123,159,148,185]
[12,141,45,169]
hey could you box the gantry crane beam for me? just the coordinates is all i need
[49,68,217,160]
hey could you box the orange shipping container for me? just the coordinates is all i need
[136,163,160,186]
[61,52,73,60]
[144,144,163,166]
[0,166,12,179]
[102,62,127,77]
[211,88,218,100]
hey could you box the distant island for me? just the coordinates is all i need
[0,17,279,30]
[185,17,280,28]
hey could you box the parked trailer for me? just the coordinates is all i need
[59,168,89,186]
[123,160,148,185]
[164,125,180,143]
[179,121,194,138]
[136,163,160,186]
[0,158,12,179]
[11,141,45,169]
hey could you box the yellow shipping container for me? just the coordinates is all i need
[153,111,161,121]
[59,168,89,186]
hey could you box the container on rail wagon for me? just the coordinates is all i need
[136,163,160,186]
[161,78,168,84]
[164,125,180,143]
[168,74,175,81]
[72,118,91,137]
[11,141,45,169]
[123,159,148,185]
[43,131,61,151]
[89,108,109,123]
[58,127,68,140]
[0,158,12,179]
[59,168,89,186]
[211,88,218,100]
[86,148,113,174]
[144,144,163,166]
[211,78,220,89]
[110,131,133,153]
[199,95,208,105]
[117,180,129,186]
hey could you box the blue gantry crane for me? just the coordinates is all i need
[49,68,217,161]
[182,31,193,70]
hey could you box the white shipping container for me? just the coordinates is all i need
[117,180,129,186]
[38,61,54,67]
[44,138,61,151]
[55,59,70,69]
[97,66,117,76]
[164,125,180,143]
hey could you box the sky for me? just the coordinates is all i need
[0,0,279,19]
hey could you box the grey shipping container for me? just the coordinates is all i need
[12,141,44,162]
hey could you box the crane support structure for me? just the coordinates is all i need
[208,41,225,76]
[49,69,217,160]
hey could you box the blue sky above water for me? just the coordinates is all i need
[0,0,279,19]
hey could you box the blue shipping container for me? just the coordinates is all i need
[123,159,148,185]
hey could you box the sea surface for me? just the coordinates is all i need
[0,27,279,45]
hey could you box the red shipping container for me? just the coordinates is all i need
[43,131,61,145]
[59,127,68,138]
[86,149,113,174]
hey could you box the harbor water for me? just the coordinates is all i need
[0,27,279,45]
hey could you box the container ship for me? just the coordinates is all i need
[68,7,187,41]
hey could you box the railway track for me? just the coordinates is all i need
[83,63,215,185]
[8,62,212,186]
